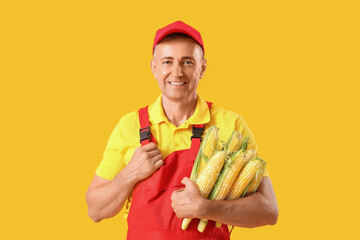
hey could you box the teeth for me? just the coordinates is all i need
[170,82,185,86]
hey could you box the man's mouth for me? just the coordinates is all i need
[169,82,186,86]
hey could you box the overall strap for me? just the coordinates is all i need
[138,106,157,146]
[189,101,213,159]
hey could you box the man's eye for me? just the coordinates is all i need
[163,61,172,64]
[184,61,194,65]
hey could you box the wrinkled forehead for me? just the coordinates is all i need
[153,37,203,59]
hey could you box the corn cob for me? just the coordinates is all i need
[201,127,219,159]
[189,126,219,181]
[198,138,252,231]
[182,151,227,231]
[197,127,218,174]
[197,151,227,196]
[226,157,266,200]
[246,158,266,193]
[224,131,242,154]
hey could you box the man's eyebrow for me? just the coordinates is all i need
[160,57,173,60]
[160,56,196,60]
[182,56,196,60]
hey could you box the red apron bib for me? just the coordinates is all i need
[126,103,231,240]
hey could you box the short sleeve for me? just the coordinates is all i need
[235,117,270,177]
[95,120,127,181]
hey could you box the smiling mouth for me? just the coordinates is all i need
[169,82,186,86]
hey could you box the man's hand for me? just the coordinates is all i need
[123,142,164,183]
[171,177,205,219]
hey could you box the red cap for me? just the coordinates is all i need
[153,21,204,55]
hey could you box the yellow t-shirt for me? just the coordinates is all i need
[95,94,269,216]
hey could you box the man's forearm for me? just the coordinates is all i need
[86,168,138,222]
[198,177,279,228]
[200,192,277,228]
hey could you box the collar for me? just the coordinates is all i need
[148,94,211,126]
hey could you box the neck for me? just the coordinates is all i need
[162,94,198,127]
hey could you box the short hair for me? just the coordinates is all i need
[153,33,204,59]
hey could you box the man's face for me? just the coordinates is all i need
[151,37,206,102]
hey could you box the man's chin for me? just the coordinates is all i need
[162,92,195,102]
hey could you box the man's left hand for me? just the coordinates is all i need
[171,177,206,219]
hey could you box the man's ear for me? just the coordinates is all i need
[200,58,207,79]
[151,59,157,79]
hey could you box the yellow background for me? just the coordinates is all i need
[1,0,359,239]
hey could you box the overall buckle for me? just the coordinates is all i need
[191,126,204,141]
[139,126,151,143]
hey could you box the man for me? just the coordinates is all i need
[86,21,278,239]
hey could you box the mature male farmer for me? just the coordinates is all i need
[86,21,278,239]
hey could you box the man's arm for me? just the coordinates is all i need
[86,169,137,223]
[86,143,163,222]
[171,176,278,228]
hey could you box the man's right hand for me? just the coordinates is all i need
[123,142,164,183]
[86,142,162,222]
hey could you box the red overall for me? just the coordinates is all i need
[127,102,231,240]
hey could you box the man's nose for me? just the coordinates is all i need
[172,62,183,77]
